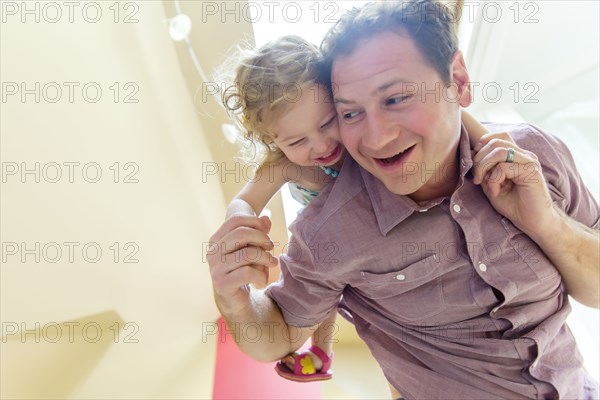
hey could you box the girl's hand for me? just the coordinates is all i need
[461,109,488,146]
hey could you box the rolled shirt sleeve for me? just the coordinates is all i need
[491,123,600,229]
[265,218,345,328]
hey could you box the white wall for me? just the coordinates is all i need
[466,0,599,197]
[1,2,224,398]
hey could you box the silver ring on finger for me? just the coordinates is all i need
[505,147,515,163]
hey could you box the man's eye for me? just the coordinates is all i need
[289,138,305,147]
[342,111,360,120]
[386,95,410,106]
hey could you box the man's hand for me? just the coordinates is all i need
[472,131,559,240]
[206,214,315,358]
[472,131,599,307]
[207,214,279,316]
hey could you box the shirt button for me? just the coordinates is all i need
[478,263,487,272]
[395,274,406,281]
[452,204,461,213]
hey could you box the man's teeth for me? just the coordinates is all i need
[379,145,414,164]
[381,150,405,164]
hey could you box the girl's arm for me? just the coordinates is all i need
[226,158,292,218]
[461,109,489,145]
[226,158,330,218]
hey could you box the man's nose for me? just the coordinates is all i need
[363,111,398,151]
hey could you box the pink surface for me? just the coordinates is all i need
[212,317,321,399]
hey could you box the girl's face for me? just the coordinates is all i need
[271,84,344,168]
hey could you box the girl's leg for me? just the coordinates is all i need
[310,309,337,369]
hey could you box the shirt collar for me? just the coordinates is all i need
[358,124,474,236]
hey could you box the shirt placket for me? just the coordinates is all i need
[448,183,552,400]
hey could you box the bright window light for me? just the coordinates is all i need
[250,1,368,47]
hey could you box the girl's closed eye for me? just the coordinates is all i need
[320,115,337,130]
[288,138,306,147]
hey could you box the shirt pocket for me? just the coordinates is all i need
[358,254,445,321]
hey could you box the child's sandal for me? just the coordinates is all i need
[274,345,333,382]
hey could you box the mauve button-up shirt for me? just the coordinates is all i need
[266,123,600,399]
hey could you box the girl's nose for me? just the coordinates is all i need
[313,137,332,155]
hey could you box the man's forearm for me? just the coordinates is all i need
[530,205,600,308]
[216,287,312,361]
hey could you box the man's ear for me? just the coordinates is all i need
[450,51,472,107]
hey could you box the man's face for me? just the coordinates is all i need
[332,31,472,201]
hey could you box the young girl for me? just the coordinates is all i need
[219,35,489,389]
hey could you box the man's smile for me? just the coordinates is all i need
[373,144,416,169]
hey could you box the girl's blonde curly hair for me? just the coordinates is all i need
[217,35,326,163]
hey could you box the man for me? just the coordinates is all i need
[208,1,599,398]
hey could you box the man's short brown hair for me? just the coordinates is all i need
[321,0,460,86]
